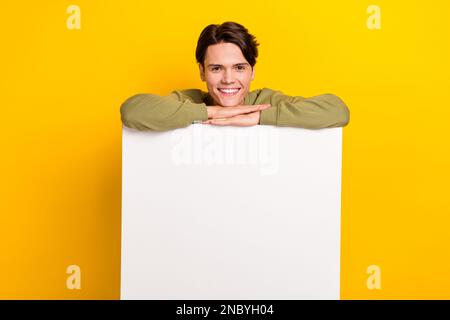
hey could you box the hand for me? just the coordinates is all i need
[206,104,271,119]
[202,111,262,127]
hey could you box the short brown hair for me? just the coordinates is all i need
[195,21,260,69]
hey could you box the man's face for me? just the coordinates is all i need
[199,42,255,107]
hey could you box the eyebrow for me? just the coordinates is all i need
[207,63,250,67]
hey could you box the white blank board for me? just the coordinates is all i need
[121,125,342,299]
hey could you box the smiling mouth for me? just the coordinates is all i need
[218,88,241,96]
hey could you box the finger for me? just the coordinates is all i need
[256,104,272,110]
[207,118,232,126]
[248,104,271,113]
[204,117,229,124]
[209,114,258,127]
[211,104,271,119]
[230,104,270,116]
[213,108,249,119]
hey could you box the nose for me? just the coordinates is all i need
[221,69,234,84]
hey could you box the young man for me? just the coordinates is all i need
[120,21,350,131]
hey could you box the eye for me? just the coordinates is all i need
[211,67,221,72]
[237,66,246,71]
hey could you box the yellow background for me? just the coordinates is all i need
[1,0,449,299]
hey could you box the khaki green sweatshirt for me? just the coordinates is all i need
[120,88,350,131]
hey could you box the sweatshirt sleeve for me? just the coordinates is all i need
[259,90,350,129]
[120,92,208,131]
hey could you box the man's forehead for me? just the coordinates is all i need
[205,43,248,66]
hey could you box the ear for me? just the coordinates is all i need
[251,66,255,81]
[199,63,206,82]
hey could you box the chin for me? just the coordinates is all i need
[215,95,244,107]
[213,88,245,107]
[220,101,239,107]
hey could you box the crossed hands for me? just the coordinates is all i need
[202,104,272,127]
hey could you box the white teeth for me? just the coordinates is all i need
[219,88,239,93]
